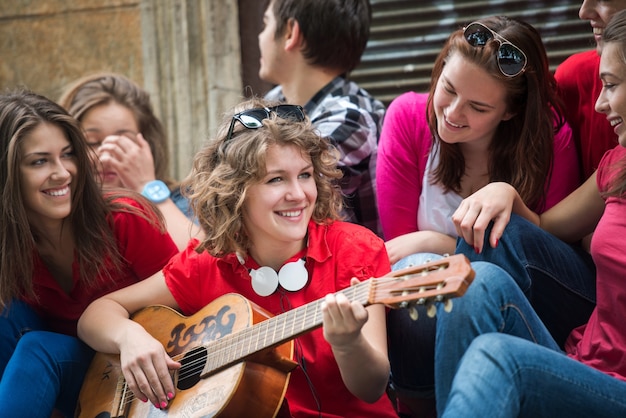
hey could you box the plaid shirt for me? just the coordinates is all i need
[266,76,385,236]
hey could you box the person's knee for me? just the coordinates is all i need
[439,262,519,325]
[456,214,537,254]
[0,300,44,338]
[468,333,509,356]
[501,214,531,236]
[461,262,516,301]
[16,331,91,370]
[472,262,517,290]
[465,333,527,369]
[393,252,443,271]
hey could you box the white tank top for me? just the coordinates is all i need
[417,145,462,238]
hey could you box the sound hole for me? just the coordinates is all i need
[177,346,207,390]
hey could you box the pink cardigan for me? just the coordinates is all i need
[376,92,580,240]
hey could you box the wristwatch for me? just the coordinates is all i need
[141,180,171,204]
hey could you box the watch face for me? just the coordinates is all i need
[143,180,170,203]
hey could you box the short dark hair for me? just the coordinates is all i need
[272,0,371,73]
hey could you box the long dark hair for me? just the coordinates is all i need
[427,16,566,211]
[0,89,163,306]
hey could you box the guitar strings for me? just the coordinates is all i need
[169,277,382,380]
[110,272,446,407]
[116,272,440,397]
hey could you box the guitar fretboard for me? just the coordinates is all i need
[203,280,372,373]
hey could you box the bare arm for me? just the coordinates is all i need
[385,231,457,265]
[452,176,604,253]
[322,280,390,403]
[538,172,604,241]
[153,199,204,250]
[77,271,181,408]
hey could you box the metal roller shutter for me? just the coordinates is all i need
[351,0,594,105]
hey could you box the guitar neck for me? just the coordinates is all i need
[203,281,371,374]
[200,254,474,376]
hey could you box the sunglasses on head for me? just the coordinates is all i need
[463,22,527,77]
[225,104,306,141]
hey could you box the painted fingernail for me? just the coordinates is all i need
[167,392,174,400]
[161,401,168,408]
[495,239,499,248]
[154,402,160,409]
[474,246,480,254]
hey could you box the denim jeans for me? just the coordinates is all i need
[387,214,596,398]
[456,214,596,347]
[436,265,626,418]
[0,300,94,418]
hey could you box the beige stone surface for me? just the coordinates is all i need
[0,0,243,181]
[0,1,143,102]
[0,0,136,17]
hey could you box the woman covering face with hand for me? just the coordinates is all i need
[58,73,202,250]
[77,98,398,417]
[0,90,178,417]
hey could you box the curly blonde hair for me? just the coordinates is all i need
[183,98,344,257]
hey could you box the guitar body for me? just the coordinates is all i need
[76,293,295,418]
[77,254,475,418]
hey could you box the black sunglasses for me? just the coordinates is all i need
[225,104,306,141]
[463,22,527,77]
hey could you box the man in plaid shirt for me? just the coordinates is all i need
[259,0,384,237]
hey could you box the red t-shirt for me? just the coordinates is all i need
[163,220,397,417]
[566,145,626,381]
[555,50,619,180]
[27,197,178,336]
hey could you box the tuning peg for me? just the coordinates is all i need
[443,299,453,313]
[426,302,437,318]
[409,306,418,321]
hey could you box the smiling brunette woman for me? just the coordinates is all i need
[0,90,178,417]
[376,15,592,417]
[433,10,626,416]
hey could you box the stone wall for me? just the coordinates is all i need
[0,0,243,180]
[1,1,144,108]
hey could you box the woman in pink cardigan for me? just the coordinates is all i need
[377,16,593,418]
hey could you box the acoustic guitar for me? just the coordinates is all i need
[75,254,474,418]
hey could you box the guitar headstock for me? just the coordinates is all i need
[369,254,474,317]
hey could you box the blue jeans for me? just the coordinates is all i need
[387,215,596,398]
[436,264,626,417]
[456,214,596,346]
[0,300,94,418]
